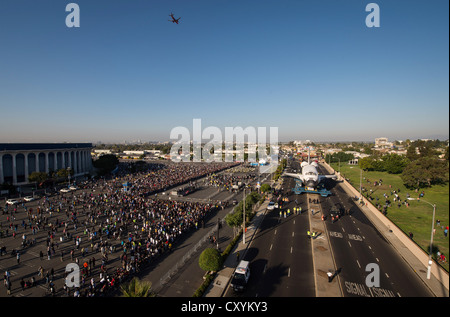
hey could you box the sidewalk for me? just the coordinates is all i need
[203,198,270,297]
[307,195,343,297]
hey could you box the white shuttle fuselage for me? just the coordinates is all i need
[283,153,336,189]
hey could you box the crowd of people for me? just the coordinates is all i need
[117,161,239,196]
[1,161,238,297]
[204,171,256,192]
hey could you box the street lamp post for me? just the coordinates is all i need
[243,187,246,245]
[359,168,363,200]
[338,158,341,180]
[408,197,436,280]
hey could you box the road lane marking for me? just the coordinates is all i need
[329,231,343,238]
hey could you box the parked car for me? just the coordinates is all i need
[6,199,19,205]
[60,188,71,193]
[266,201,276,210]
[23,196,35,202]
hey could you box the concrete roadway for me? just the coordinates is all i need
[223,158,433,297]
[225,162,315,297]
[317,165,433,297]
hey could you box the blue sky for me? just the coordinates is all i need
[0,0,448,143]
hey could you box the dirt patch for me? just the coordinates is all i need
[315,246,328,252]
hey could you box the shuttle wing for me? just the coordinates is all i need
[318,174,337,181]
[282,172,304,183]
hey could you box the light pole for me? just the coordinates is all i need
[408,197,436,280]
[338,158,341,180]
[217,217,220,251]
[243,187,246,244]
[359,168,363,201]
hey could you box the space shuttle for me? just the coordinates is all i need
[283,148,337,189]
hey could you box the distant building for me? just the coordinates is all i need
[344,151,370,159]
[0,143,93,185]
[375,137,393,149]
[123,151,145,156]
[94,149,112,155]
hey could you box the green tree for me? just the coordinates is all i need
[382,153,410,174]
[199,248,223,272]
[28,172,48,184]
[56,168,74,179]
[401,157,449,188]
[260,183,271,193]
[359,157,375,171]
[225,210,243,237]
[93,154,119,175]
[120,277,154,297]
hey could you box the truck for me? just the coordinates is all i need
[230,260,250,292]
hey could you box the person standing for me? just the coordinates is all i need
[327,270,334,282]
[6,279,11,295]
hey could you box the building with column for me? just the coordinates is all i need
[0,143,93,185]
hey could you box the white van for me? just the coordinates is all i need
[230,260,250,292]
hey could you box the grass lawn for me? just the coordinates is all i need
[331,162,449,272]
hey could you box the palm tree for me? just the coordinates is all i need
[120,277,155,297]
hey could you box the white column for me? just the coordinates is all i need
[45,152,49,173]
[12,153,17,185]
[25,153,29,183]
[73,151,78,175]
[0,154,4,184]
[35,152,39,173]
[81,150,85,173]
[82,150,86,173]
[68,151,72,171]
[62,152,66,169]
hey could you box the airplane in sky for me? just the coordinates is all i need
[283,149,337,189]
[169,13,181,24]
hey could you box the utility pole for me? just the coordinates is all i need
[407,198,436,280]
[359,168,362,200]
[243,187,246,244]
[217,217,220,251]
